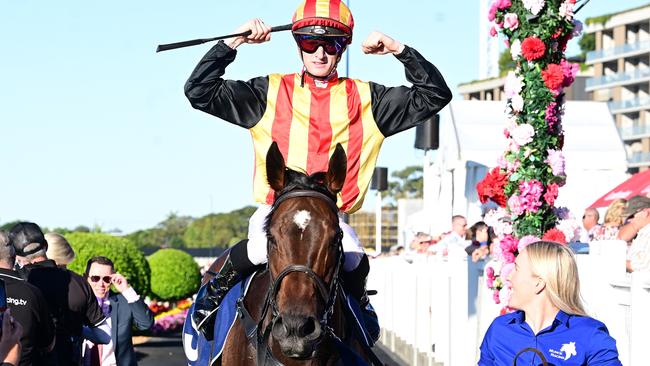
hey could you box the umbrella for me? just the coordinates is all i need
[589,169,650,208]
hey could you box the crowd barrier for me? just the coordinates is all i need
[368,240,650,365]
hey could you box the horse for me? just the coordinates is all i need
[185,142,377,366]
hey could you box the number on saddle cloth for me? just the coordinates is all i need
[183,274,256,365]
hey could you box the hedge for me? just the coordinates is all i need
[66,232,151,296]
[148,248,201,301]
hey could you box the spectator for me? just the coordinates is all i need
[620,196,650,272]
[44,232,76,269]
[464,222,494,262]
[592,199,627,241]
[8,223,110,366]
[0,231,54,366]
[579,208,600,243]
[479,241,621,365]
[83,256,153,366]
[0,309,24,366]
[429,215,468,256]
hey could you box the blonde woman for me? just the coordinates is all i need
[44,232,76,268]
[592,199,627,241]
[479,241,621,365]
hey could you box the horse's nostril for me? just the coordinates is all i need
[299,317,315,337]
[272,317,288,339]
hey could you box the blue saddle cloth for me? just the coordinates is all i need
[182,275,255,366]
[182,274,379,365]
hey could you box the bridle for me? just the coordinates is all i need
[257,189,344,365]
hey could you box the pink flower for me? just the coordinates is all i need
[497,0,512,9]
[560,59,579,87]
[486,266,496,279]
[518,235,540,251]
[490,26,498,37]
[508,195,525,216]
[493,288,501,304]
[500,234,519,253]
[544,183,559,206]
[519,179,544,213]
[510,123,535,146]
[488,3,498,21]
[546,149,565,176]
[500,262,515,282]
[545,102,559,130]
[503,13,519,31]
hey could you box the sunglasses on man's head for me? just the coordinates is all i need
[90,275,112,284]
[294,34,348,55]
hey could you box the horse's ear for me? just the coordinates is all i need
[326,143,347,194]
[266,141,286,191]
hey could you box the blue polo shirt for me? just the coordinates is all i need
[479,310,621,365]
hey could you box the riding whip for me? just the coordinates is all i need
[156,23,293,52]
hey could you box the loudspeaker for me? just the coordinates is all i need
[414,115,440,151]
[371,167,388,191]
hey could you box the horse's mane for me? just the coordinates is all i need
[263,169,338,236]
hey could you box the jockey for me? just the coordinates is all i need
[186,0,452,340]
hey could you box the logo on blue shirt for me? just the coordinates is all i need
[549,341,577,361]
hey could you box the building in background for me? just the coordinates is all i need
[585,4,650,172]
[349,206,399,252]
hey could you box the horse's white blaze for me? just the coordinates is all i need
[293,210,311,232]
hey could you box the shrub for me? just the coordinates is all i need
[65,232,151,296]
[147,249,200,301]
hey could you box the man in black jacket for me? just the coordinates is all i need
[83,256,153,366]
[0,231,54,366]
[9,222,110,366]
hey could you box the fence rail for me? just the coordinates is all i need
[368,240,650,365]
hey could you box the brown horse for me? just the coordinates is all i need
[195,142,374,365]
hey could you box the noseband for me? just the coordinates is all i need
[257,189,344,365]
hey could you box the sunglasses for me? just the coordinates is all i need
[294,35,348,55]
[89,275,112,284]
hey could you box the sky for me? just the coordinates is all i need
[1,0,648,234]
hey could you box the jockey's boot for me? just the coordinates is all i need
[192,239,253,341]
[342,255,380,344]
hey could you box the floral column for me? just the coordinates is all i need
[476,0,583,305]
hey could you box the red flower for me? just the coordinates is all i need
[476,168,509,207]
[521,37,546,61]
[542,228,567,244]
[542,63,564,91]
[543,183,559,206]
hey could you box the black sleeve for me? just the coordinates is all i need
[370,45,452,137]
[82,282,106,327]
[33,287,55,349]
[184,41,270,129]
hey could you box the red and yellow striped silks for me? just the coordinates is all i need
[250,73,384,213]
[291,0,354,36]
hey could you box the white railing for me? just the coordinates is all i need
[368,240,650,365]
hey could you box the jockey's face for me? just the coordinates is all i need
[301,46,340,78]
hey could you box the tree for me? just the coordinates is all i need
[498,49,516,76]
[183,206,256,248]
[385,166,423,204]
[127,212,192,248]
[578,33,595,58]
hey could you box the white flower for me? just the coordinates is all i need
[523,0,545,15]
[510,39,521,60]
[511,94,524,112]
[559,0,575,19]
[510,123,535,146]
[504,71,524,98]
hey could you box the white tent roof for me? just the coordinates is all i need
[442,100,628,172]
[426,100,629,223]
